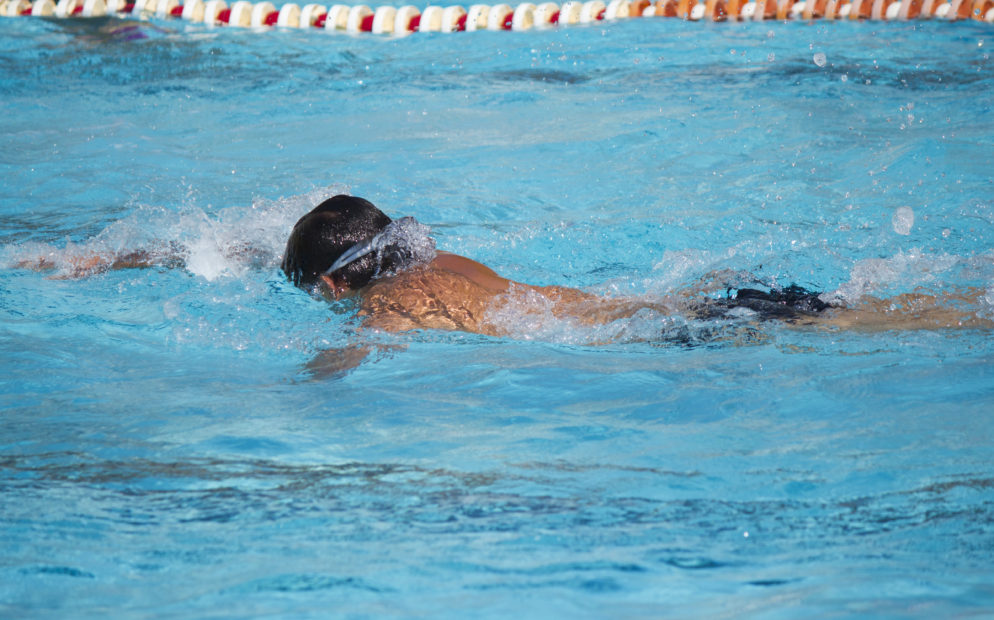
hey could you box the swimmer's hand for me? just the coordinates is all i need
[303,344,404,380]
[15,255,59,272]
[304,345,371,379]
[14,244,185,279]
[16,250,152,279]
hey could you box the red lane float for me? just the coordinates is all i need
[3,0,993,25]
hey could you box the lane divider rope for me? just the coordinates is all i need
[3,0,992,27]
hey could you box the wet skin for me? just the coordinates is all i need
[326,252,619,336]
[330,253,994,335]
[19,247,993,334]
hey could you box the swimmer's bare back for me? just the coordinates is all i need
[357,252,670,335]
[357,254,497,334]
[357,253,994,336]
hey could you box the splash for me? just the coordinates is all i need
[3,186,342,281]
[484,284,756,347]
[375,216,437,276]
[485,284,590,344]
[643,247,750,296]
[827,250,972,304]
[330,216,437,279]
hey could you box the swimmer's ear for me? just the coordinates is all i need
[320,274,350,300]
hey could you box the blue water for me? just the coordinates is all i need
[2,13,994,618]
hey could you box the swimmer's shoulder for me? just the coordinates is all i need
[362,252,505,295]
[429,252,511,293]
[357,256,504,334]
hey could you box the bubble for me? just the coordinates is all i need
[892,206,915,236]
[813,52,827,67]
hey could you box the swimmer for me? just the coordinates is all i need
[282,195,994,339]
[13,193,992,361]
[47,16,170,45]
[282,195,660,336]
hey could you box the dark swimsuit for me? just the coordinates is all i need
[692,284,835,323]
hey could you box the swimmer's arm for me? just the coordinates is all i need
[15,243,185,278]
[808,289,994,331]
[16,250,157,277]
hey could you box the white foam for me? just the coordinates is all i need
[484,283,726,346]
[3,185,346,281]
[184,231,231,282]
[371,216,437,277]
[484,284,580,343]
[828,250,963,303]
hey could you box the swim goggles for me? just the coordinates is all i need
[323,216,419,277]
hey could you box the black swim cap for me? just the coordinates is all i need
[281,195,392,291]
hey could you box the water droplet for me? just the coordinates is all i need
[813,52,827,67]
[892,206,915,235]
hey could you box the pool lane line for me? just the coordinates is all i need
[2,0,993,27]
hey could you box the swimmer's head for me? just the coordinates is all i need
[282,195,393,294]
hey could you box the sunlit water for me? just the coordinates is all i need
[2,13,994,618]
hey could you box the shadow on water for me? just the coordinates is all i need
[490,68,591,85]
[5,452,993,546]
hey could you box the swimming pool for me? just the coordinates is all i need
[2,11,994,618]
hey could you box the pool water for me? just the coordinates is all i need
[2,13,994,618]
